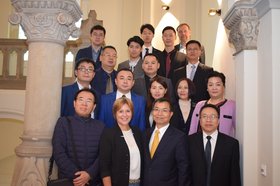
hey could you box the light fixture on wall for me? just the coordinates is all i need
[208,8,221,16]
[162,5,170,10]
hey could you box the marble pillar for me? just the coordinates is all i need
[8,0,82,185]
[223,1,259,186]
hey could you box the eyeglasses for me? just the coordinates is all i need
[78,67,95,73]
[200,114,219,121]
[76,98,94,105]
[152,108,170,114]
[186,48,200,52]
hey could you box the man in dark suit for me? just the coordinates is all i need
[61,58,100,118]
[117,36,144,79]
[75,25,106,69]
[91,45,117,95]
[132,53,175,102]
[158,26,187,82]
[140,23,162,59]
[173,40,213,104]
[175,23,205,64]
[188,104,241,186]
[98,68,146,131]
[143,98,190,186]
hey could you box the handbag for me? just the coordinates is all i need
[47,117,79,186]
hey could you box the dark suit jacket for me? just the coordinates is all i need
[117,58,144,79]
[143,125,190,186]
[99,125,143,186]
[188,132,241,186]
[175,44,206,64]
[132,75,175,103]
[60,82,100,118]
[98,91,146,131]
[157,49,187,82]
[75,46,102,69]
[173,63,213,104]
[170,101,196,134]
[91,68,117,95]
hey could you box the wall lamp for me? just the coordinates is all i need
[208,8,221,16]
[162,5,170,10]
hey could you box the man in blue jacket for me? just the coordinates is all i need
[53,88,105,186]
[61,58,100,118]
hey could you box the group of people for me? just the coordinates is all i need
[52,23,241,186]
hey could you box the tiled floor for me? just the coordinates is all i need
[0,155,15,186]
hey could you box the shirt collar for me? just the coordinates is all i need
[203,129,218,140]
[77,81,91,90]
[116,90,132,99]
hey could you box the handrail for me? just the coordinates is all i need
[0,38,79,90]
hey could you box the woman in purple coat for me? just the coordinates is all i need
[189,71,236,137]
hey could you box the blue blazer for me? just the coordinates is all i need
[143,126,191,186]
[61,82,100,117]
[75,46,102,69]
[98,92,146,131]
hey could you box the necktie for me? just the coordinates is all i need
[105,73,113,94]
[190,64,196,81]
[205,136,212,186]
[165,52,171,77]
[150,130,160,158]
[129,65,134,72]
[145,48,149,56]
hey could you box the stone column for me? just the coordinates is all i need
[223,1,259,186]
[8,0,82,185]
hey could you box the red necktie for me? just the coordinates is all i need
[165,52,171,77]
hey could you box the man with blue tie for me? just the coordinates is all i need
[173,40,213,104]
[98,68,146,131]
[143,98,190,186]
[188,104,241,186]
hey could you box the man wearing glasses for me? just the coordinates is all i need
[188,104,241,186]
[143,98,190,186]
[61,58,100,118]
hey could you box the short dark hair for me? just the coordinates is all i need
[199,104,220,118]
[143,53,159,62]
[116,68,134,80]
[207,71,226,87]
[175,78,196,100]
[127,36,144,47]
[101,45,117,54]
[176,23,191,31]
[140,24,155,34]
[90,25,106,36]
[186,40,201,49]
[162,26,176,35]
[75,58,96,70]
[152,97,173,112]
[74,88,97,104]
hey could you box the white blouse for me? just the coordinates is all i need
[122,129,141,179]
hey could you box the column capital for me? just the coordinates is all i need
[9,0,82,45]
[223,0,259,54]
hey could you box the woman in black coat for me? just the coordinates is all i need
[170,78,196,134]
[100,97,143,186]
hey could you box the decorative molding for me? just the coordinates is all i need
[223,1,259,54]
[9,0,82,45]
